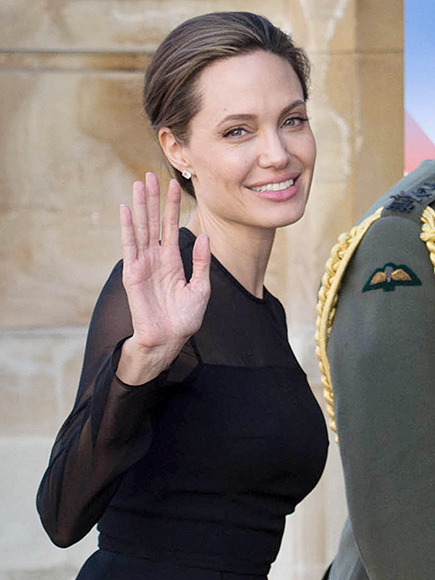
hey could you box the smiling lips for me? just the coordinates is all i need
[249,178,295,193]
[247,176,299,201]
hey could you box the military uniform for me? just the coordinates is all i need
[316,160,435,580]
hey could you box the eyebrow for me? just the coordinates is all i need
[217,99,306,126]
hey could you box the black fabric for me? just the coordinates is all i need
[76,550,267,580]
[37,227,328,577]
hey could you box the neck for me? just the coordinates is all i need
[186,210,275,299]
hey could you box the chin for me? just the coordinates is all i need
[263,201,308,229]
[277,215,306,228]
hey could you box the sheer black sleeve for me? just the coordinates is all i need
[36,260,199,548]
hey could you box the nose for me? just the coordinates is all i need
[258,130,290,169]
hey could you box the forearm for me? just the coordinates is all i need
[37,348,163,547]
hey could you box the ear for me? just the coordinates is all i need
[158,127,193,176]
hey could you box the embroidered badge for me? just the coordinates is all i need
[363,263,422,292]
[387,182,435,212]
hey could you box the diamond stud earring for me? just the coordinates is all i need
[181,169,192,180]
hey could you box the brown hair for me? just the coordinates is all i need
[143,11,311,197]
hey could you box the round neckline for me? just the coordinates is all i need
[180,227,269,305]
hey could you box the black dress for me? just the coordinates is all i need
[37,228,328,579]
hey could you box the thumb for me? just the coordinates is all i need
[189,233,211,295]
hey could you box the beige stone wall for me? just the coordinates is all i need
[0,1,403,578]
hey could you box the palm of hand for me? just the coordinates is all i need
[121,175,211,354]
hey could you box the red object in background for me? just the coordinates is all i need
[405,111,435,174]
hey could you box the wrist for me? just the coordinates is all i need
[115,335,183,386]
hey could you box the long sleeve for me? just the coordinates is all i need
[36,260,197,547]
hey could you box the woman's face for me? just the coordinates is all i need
[179,50,316,231]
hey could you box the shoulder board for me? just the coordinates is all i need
[357,160,435,222]
[382,181,435,220]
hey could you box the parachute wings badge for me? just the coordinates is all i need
[363,263,422,292]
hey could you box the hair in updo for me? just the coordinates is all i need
[143,11,311,197]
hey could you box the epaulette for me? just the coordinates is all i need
[383,180,435,220]
[315,179,435,441]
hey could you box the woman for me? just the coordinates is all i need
[37,12,328,580]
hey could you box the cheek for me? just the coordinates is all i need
[304,132,317,166]
[288,131,316,168]
[224,148,256,179]
[207,151,253,184]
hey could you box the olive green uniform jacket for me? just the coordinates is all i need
[316,160,435,580]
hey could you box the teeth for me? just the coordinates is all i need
[250,179,294,193]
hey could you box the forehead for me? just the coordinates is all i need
[195,50,304,116]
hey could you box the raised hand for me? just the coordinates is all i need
[116,173,211,385]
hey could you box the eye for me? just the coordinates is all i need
[223,127,247,138]
[283,116,308,128]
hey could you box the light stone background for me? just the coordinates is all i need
[0,1,403,579]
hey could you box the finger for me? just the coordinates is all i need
[132,181,149,253]
[189,233,211,294]
[120,203,137,264]
[145,172,161,246]
[161,179,182,247]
